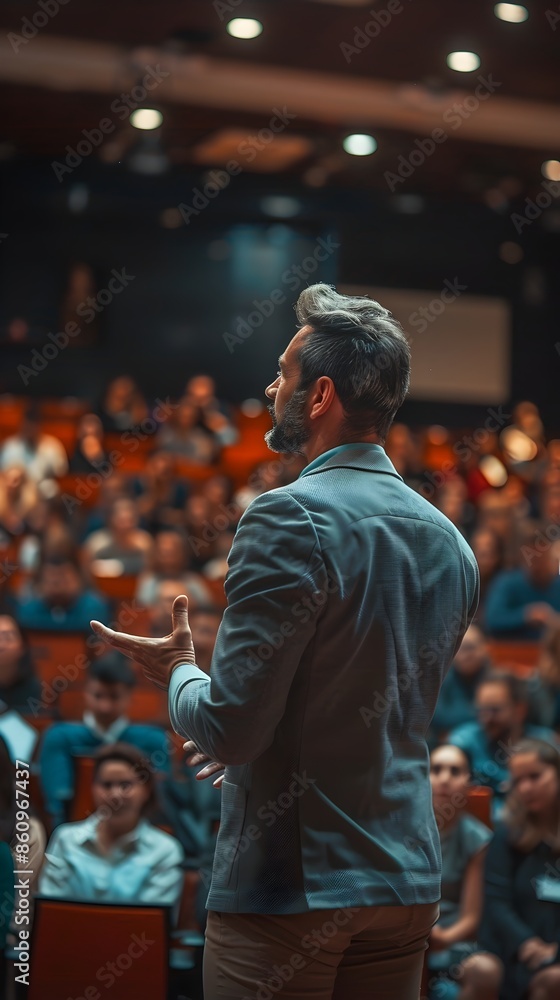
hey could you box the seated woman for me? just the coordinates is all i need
[426,745,492,1000]
[39,743,183,908]
[0,615,41,712]
[458,739,560,1000]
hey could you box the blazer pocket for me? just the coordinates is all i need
[213,779,248,891]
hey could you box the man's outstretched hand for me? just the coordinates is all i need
[90,593,196,690]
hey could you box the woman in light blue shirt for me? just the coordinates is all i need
[39,743,183,908]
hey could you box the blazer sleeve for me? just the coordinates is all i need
[168,490,328,765]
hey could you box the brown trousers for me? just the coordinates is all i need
[203,902,439,1000]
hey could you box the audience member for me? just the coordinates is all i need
[458,739,560,1000]
[0,467,39,543]
[189,605,222,674]
[83,497,153,576]
[132,450,189,532]
[68,413,109,474]
[470,527,505,617]
[157,397,222,465]
[39,654,170,827]
[531,615,560,730]
[0,615,41,711]
[485,524,560,639]
[431,624,492,742]
[0,405,68,485]
[426,744,491,999]
[449,673,557,818]
[14,555,110,632]
[39,743,183,906]
[147,578,211,636]
[96,376,149,434]
[134,528,211,608]
[183,374,238,446]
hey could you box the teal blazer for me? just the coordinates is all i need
[169,444,479,913]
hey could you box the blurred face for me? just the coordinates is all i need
[454,626,488,677]
[176,400,197,429]
[110,500,137,533]
[526,547,558,588]
[84,679,131,728]
[430,746,470,805]
[155,533,184,574]
[0,616,24,677]
[93,760,149,821]
[187,376,215,407]
[265,328,311,456]
[472,530,500,578]
[149,452,173,478]
[191,612,221,669]
[476,681,522,741]
[41,563,82,606]
[79,414,103,439]
[510,752,560,816]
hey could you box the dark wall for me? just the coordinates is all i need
[1,157,558,432]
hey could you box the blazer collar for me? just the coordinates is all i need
[298,443,403,481]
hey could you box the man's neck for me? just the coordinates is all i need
[302,435,380,466]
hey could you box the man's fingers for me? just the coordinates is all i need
[90,620,149,657]
[172,595,192,639]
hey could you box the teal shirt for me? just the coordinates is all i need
[170,443,479,913]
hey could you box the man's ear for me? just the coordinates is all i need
[308,376,336,420]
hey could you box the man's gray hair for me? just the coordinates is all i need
[294,284,411,441]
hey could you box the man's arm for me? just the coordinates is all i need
[169,490,328,765]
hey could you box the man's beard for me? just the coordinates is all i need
[265,388,310,456]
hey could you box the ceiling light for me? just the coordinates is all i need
[446,51,480,72]
[343,133,377,156]
[494,3,528,22]
[542,159,560,181]
[129,108,163,130]
[226,18,263,39]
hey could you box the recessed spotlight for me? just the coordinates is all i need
[343,133,377,156]
[226,18,263,39]
[130,108,163,130]
[446,51,480,72]
[494,3,528,22]
[542,159,560,181]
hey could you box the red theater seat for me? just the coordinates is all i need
[28,898,169,1000]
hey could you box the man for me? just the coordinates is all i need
[39,653,170,827]
[430,623,492,741]
[448,671,557,820]
[92,284,479,1000]
[15,555,109,632]
[485,522,560,639]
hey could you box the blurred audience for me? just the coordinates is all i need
[39,743,183,906]
[14,555,109,631]
[135,527,211,608]
[39,654,170,827]
[0,405,68,485]
[431,624,493,742]
[68,413,109,474]
[449,673,557,818]
[183,375,238,447]
[0,467,39,544]
[132,451,188,532]
[485,524,560,639]
[427,744,491,999]
[83,497,153,576]
[459,739,560,1000]
[0,615,41,711]
[96,376,149,434]
[157,397,222,465]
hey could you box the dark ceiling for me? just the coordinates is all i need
[0,0,558,201]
